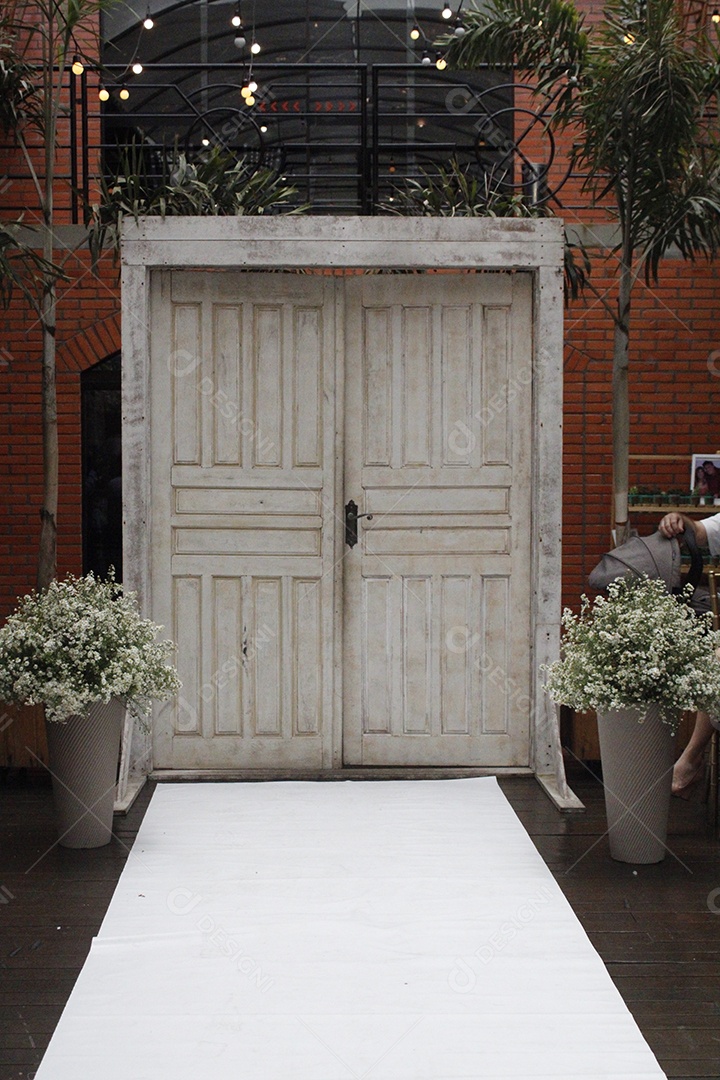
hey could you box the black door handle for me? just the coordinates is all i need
[345,499,373,548]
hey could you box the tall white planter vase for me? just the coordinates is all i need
[44,697,125,849]
[596,705,677,864]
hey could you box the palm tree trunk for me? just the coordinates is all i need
[37,22,58,592]
[612,255,632,546]
[37,271,57,591]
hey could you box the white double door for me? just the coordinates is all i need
[150,271,533,770]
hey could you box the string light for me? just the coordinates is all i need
[712,8,720,21]
[248,78,258,92]
[98,85,110,101]
[435,52,447,69]
[250,40,261,54]
[241,85,250,97]
[201,138,210,146]
[260,124,268,132]
[623,31,635,43]
[420,50,431,64]
[143,9,154,29]
[246,94,255,105]
[71,56,84,75]
[454,19,466,36]
[234,32,246,48]
[132,61,143,74]
[119,86,130,100]
[441,4,453,19]
[410,22,420,39]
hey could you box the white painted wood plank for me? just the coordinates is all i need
[212,305,242,466]
[122,216,565,270]
[172,304,202,465]
[293,305,323,467]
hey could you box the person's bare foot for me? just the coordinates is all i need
[671,756,704,799]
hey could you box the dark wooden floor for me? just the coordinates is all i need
[1,764,719,1080]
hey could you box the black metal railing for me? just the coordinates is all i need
[0,61,583,219]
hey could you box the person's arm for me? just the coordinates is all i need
[658,512,708,546]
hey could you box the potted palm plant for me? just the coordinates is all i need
[0,573,180,847]
[544,576,720,862]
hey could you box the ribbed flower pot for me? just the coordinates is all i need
[596,705,677,864]
[44,697,125,849]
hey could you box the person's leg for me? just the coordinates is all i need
[672,711,716,796]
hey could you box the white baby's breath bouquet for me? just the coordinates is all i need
[544,576,720,730]
[0,572,180,723]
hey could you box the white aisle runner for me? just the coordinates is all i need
[36,779,666,1080]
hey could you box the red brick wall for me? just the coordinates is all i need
[0,254,120,618]
[562,255,720,610]
[0,9,718,634]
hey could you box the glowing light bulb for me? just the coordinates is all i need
[119,86,130,100]
[410,23,420,39]
[201,138,210,146]
[143,14,154,29]
[441,4,452,19]
[241,85,250,97]
[232,13,241,26]
[132,61,143,74]
[250,41,261,54]
[246,95,255,106]
[436,53,447,69]
[71,57,84,75]
[98,86,110,101]
[248,79,257,92]
[260,124,268,132]
[712,8,719,21]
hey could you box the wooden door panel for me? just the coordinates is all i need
[343,274,532,767]
[151,273,337,770]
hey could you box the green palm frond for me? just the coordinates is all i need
[87,143,307,265]
[0,220,68,310]
[382,158,588,300]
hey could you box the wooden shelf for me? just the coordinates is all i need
[630,503,719,512]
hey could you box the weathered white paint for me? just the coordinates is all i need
[122,216,563,269]
[149,272,338,769]
[343,274,532,767]
[121,218,578,807]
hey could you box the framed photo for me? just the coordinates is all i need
[690,453,720,500]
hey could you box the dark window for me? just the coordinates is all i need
[81,354,122,581]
